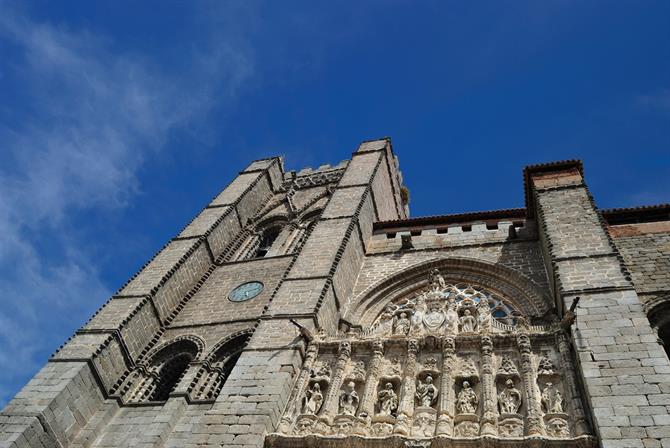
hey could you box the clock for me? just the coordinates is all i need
[228,281,264,302]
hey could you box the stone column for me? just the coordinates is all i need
[557,331,590,436]
[436,336,456,436]
[394,338,419,435]
[479,335,498,436]
[320,341,351,419]
[278,342,319,433]
[517,333,544,436]
[358,340,384,418]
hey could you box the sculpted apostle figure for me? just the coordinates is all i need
[477,300,492,330]
[445,300,459,334]
[429,268,446,291]
[415,375,439,407]
[498,379,522,414]
[376,382,398,416]
[302,382,323,415]
[393,312,411,335]
[541,382,563,414]
[456,381,478,414]
[339,381,360,416]
[459,309,477,333]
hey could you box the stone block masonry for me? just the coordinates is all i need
[1,142,668,448]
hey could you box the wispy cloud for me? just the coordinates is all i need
[0,4,255,405]
[636,89,670,113]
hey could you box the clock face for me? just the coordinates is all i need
[228,281,264,302]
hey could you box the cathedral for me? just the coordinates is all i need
[1,138,669,448]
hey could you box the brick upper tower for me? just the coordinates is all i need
[1,139,669,448]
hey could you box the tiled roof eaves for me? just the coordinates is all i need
[373,208,526,232]
[601,203,670,225]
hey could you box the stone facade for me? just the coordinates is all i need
[1,140,669,448]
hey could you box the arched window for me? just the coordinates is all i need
[255,226,281,258]
[648,299,670,360]
[190,333,249,401]
[116,338,200,404]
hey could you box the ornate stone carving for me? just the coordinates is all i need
[454,419,479,437]
[459,309,477,333]
[456,381,478,414]
[338,381,360,416]
[302,382,324,415]
[457,357,479,379]
[498,416,524,437]
[546,416,570,438]
[416,375,439,408]
[538,354,557,376]
[412,409,436,437]
[497,355,520,378]
[350,360,366,381]
[541,382,564,414]
[376,382,398,417]
[393,312,411,336]
[498,379,522,414]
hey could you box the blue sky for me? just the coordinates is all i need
[0,0,668,405]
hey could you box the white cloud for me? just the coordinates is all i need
[0,5,255,405]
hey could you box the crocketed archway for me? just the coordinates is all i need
[345,257,552,329]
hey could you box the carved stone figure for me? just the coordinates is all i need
[416,375,439,407]
[429,268,446,291]
[294,415,316,436]
[338,381,359,416]
[541,382,564,414]
[371,421,394,436]
[477,299,492,330]
[393,312,411,335]
[456,381,478,414]
[302,382,323,415]
[454,420,479,437]
[412,295,427,331]
[498,379,522,414]
[377,305,395,335]
[445,301,459,334]
[546,417,570,437]
[498,417,524,437]
[377,382,398,416]
[423,301,446,332]
[538,355,557,375]
[459,309,477,333]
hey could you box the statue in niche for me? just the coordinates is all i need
[393,312,411,336]
[416,375,439,407]
[302,383,324,415]
[338,381,359,416]
[538,355,557,375]
[498,379,522,414]
[429,268,446,291]
[477,299,492,330]
[376,382,398,416]
[497,355,520,377]
[456,381,478,414]
[541,382,564,414]
[445,300,459,334]
[459,309,477,333]
[423,301,446,332]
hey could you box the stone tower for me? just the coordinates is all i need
[1,138,669,448]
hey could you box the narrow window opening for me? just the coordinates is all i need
[255,227,280,258]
